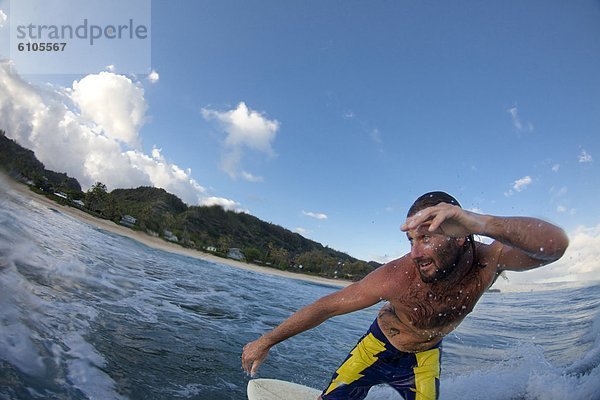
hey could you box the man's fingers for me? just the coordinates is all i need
[402,203,460,232]
[242,341,267,377]
[242,355,249,373]
[250,361,260,378]
[242,346,252,374]
[402,208,435,231]
[243,358,258,376]
[427,211,449,233]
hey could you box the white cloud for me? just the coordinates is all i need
[124,147,209,204]
[513,175,532,191]
[552,164,560,172]
[202,102,279,180]
[0,62,232,208]
[71,71,147,148]
[200,196,248,213]
[507,105,534,133]
[0,10,7,28]
[578,150,593,163]
[508,107,521,129]
[556,205,575,215]
[294,227,311,237]
[499,224,600,287]
[370,128,383,145]
[148,70,160,84]
[550,186,568,197]
[505,175,533,196]
[504,175,533,197]
[302,210,328,220]
[241,171,264,182]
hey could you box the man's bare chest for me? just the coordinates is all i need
[394,271,487,330]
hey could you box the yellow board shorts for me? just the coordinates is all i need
[322,319,441,400]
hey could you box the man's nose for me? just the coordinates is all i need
[411,241,424,259]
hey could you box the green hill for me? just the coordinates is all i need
[110,186,378,279]
[0,130,81,195]
[0,129,380,280]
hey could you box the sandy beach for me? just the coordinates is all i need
[4,178,349,288]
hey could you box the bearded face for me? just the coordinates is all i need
[407,226,464,283]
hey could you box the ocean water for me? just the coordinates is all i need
[1,180,599,400]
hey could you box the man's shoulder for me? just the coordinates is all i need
[473,240,503,283]
[381,254,412,269]
[362,256,415,291]
[377,256,414,277]
[475,240,502,265]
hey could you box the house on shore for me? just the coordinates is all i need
[119,215,137,228]
[163,230,179,243]
[227,248,245,261]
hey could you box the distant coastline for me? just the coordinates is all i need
[4,177,350,289]
[0,131,379,280]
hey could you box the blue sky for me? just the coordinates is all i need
[0,1,599,286]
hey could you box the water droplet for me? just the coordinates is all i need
[414,307,418,311]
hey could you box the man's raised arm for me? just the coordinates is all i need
[401,202,569,271]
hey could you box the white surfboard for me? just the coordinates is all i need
[247,378,322,400]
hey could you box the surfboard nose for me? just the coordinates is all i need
[247,378,322,400]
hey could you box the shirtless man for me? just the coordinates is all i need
[241,191,569,400]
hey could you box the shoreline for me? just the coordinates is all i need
[5,178,350,288]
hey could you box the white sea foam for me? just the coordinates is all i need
[64,333,127,400]
[0,185,124,399]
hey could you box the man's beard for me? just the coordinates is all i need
[417,240,463,283]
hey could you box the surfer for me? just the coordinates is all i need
[242,191,569,400]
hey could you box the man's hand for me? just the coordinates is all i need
[242,338,271,377]
[401,202,487,237]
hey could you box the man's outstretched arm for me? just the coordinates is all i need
[241,265,398,376]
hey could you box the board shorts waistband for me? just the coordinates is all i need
[367,318,442,359]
